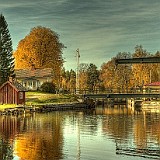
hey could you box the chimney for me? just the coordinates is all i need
[9,77,14,83]
[31,64,36,70]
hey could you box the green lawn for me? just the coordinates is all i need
[0,104,18,111]
[25,91,79,105]
[0,92,79,111]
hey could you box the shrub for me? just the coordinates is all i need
[40,82,56,93]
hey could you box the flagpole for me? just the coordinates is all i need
[76,48,80,94]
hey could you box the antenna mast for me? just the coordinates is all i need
[76,48,80,94]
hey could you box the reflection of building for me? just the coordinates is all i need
[15,66,54,90]
[0,116,20,140]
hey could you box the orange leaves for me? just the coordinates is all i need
[14,26,65,77]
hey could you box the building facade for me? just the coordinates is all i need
[15,67,54,90]
[0,81,26,105]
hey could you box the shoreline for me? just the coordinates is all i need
[0,102,95,116]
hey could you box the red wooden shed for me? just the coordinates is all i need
[0,81,27,105]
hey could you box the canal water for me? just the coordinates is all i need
[0,106,160,160]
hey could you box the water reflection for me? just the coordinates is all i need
[96,106,160,159]
[0,107,159,159]
[0,113,64,160]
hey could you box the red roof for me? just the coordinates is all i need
[145,82,160,86]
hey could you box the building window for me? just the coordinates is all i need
[19,92,23,99]
[33,81,36,88]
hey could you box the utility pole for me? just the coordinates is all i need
[149,69,152,83]
[76,48,80,94]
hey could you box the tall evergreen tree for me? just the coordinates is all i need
[0,14,14,84]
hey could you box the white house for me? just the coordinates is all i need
[15,67,54,90]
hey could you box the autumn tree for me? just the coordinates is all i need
[79,63,89,91]
[14,26,65,84]
[115,52,133,92]
[0,14,14,84]
[60,68,76,93]
[100,45,160,93]
[100,59,115,90]
[61,70,70,91]
[100,52,132,92]
[87,63,99,91]
[61,68,67,89]
[151,51,160,82]
[132,45,151,87]
[64,70,70,90]
[69,69,76,92]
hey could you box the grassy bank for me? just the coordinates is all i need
[0,104,17,111]
[0,92,80,111]
[25,91,79,105]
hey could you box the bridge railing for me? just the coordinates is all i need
[75,88,160,95]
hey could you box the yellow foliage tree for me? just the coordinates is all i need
[100,59,115,89]
[14,26,65,82]
[132,45,151,86]
[79,63,89,91]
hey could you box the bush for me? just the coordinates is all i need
[40,82,56,93]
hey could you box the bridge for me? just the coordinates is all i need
[83,93,160,99]
[83,56,160,107]
[115,57,160,64]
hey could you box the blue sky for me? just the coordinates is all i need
[1,0,160,70]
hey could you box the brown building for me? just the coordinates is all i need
[0,81,26,105]
[15,67,54,90]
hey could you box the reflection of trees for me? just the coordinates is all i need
[14,113,64,160]
[133,115,147,149]
[15,132,62,160]
[151,121,160,145]
[101,108,160,158]
[63,111,99,136]
[0,139,13,160]
[102,108,133,141]
[116,112,160,159]
[0,113,64,160]
[80,113,99,135]
[101,108,160,149]
[134,113,160,148]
